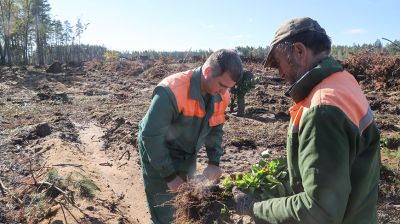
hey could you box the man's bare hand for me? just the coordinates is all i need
[233,186,255,216]
[202,164,222,182]
[166,175,185,192]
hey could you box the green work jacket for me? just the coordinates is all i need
[138,67,230,178]
[253,57,380,224]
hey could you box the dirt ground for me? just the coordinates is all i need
[0,59,399,223]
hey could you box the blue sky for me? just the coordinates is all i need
[48,0,400,51]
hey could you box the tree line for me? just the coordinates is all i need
[0,0,106,66]
[118,40,400,63]
[1,0,399,66]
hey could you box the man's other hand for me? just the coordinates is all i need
[202,164,222,182]
[233,186,255,216]
[166,176,185,192]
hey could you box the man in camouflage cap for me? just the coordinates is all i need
[234,17,380,223]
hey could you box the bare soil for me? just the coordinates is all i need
[0,59,399,223]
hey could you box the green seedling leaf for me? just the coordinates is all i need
[222,176,232,188]
[265,175,281,184]
[220,156,291,201]
[220,206,227,214]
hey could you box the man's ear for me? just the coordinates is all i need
[293,42,306,57]
[293,42,308,64]
[203,66,213,78]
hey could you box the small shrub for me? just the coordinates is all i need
[46,168,61,184]
[104,50,120,62]
[74,177,100,199]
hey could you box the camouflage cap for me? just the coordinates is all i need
[264,17,326,67]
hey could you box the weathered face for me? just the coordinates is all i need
[204,71,236,96]
[271,47,304,85]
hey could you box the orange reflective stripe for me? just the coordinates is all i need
[160,70,229,125]
[305,71,372,131]
[209,91,230,127]
[289,101,304,133]
[160,70,205,118]
[181,99,206,117]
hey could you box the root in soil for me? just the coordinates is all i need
[173,177,233,224]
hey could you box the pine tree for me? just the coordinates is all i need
[32,0,50,65]
[0,0,17,65]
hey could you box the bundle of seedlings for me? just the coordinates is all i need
[222,153,292,201]
[173,177,233,224]
[173,153,292,223]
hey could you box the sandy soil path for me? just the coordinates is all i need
[43,122,149,223]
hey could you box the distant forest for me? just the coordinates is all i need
[1,0,399,66]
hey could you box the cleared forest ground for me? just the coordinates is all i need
[0,57,399,223]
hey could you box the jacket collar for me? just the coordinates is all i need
[190,67,222,109]
[285,57,343,103]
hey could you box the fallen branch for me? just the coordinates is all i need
[25,180,70,215]
[59,202,69,224]
[52,163,85,171]
[99,162,113,167]
[59,194,88,218]
[33,181,69,195]
[117,162,128,168]
[0,177,9,196]
[59,202,81,224]
[118,150,131,161]
[0,181,23,204]
[29,160,38,185]
[12,194,24,204]
[35,161,48,179]
[52,163,83,168]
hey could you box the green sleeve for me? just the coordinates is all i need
[253,106,352,223]
[204,124,224,165]
[140,86,177,178]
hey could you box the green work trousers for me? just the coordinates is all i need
[138,140,197,224]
